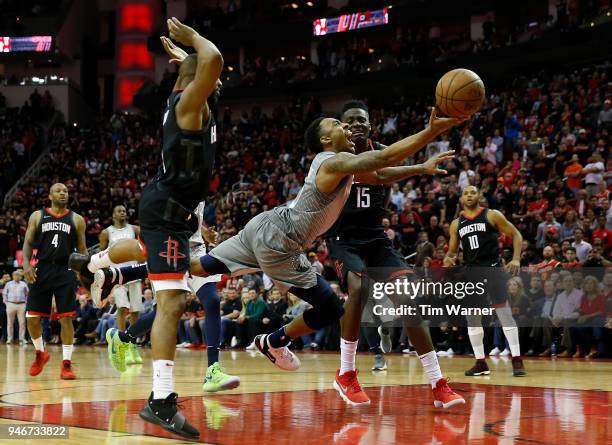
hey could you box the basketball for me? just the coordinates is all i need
[435,68,485,118]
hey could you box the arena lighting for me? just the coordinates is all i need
[228,66,234,71]
[306,1,313,6]
[291,3,299,9]
[0,35,52,52]
[313,6,389,36]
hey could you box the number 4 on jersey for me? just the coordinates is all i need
[51,234,59,248]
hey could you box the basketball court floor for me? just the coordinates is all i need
[0,344,610,444]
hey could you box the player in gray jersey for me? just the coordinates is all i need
[190,108,462,370]
[98,205,144,365]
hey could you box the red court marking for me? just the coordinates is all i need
[0,384,609,444]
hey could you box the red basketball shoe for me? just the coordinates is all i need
[433,378,465,408]
[60,360,76,380]
[334,370,371,406]
[29,350,50,376]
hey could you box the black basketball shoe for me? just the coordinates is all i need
[139,392,199,439]
[68,252,94,289]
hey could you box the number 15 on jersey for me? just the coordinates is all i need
[356,186,370,208]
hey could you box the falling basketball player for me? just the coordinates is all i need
[326,100,464,407]
[187,109,463,399]
[22,183,88,380]
[71,17,224,438]
[444,186,526,377]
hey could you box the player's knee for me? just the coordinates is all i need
[199,255,230,275]
[303,294,344,330]
[156,291,186,318]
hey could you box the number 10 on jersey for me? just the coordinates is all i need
[356,187,370,208]
[468,234,479,249]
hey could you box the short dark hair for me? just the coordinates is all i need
[342,100,368,114]
[304,117,326,151]
[566,246,576,253]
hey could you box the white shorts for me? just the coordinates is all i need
[188,274,222,293]
[150,273,191,294]
[113,281,145,312]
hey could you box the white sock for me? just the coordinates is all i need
[467,326,485,359]
[62,344,73,361]
[339,338,358,375]
[503,326,521,357]
[419,350,443,388]
[87,250,113,273]
[153,360,174,399]
[32,336,44,352]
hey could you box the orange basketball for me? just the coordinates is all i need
[435,68,485,118]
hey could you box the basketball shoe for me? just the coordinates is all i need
[334,370,371,406]
[68,252,94,289]
[464,359,490,376]
[139,392,199,439]
[60,360,76,380]
[202,362,241,392]
[125,343,143,366]
[106,328,129,372]
[432,378,465,408]
[29,350,50,376]
[254,334,300,371]
[512,357,526,376]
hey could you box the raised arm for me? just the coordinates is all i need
[22,211,41,283]
[355,150,456,185]
[167,17,224,130]
[488,209,522,275]
[443,218,460,267]
[318,108,462,192]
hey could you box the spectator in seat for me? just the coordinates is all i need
[3,270,28,344]
[220,288,242,347]
[570,275,606,358]
[561,246,581,268]
[74,294,96,345]
[528,279,557,356]
[552,273,583,357]
[536,212,561,249]
[572,228,592,261]
[86,296,118,344]
[0,273,10,342]
[236,288,268,348]
[263,288,287,333]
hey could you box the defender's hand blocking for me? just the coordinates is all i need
[167,17,199,47]
[202,226,219,246]
[421,150,455,175]
[160,36,188,65]
[428,107,466,136]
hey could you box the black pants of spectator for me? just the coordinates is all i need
[570,317,605,355]
[235,318,266,346]
[0,300,7,341]
[529,317,554,353]
[73,316,96,344]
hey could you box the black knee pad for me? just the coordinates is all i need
[303,295,344,331]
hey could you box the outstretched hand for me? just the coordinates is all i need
[167,17,199,47]
[202,226,219,246]
[421,150,456,175]
[160,36,188,65]
[428,107,467,136]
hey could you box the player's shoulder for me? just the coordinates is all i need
[71,211,86,225]
[29,210,42,223]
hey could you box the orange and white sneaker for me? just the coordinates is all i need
[29,350,50,376]
[333,370,371,406]
[433,378,465,408]
[60,360,76,380]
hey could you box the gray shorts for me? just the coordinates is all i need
[209,212,316,290]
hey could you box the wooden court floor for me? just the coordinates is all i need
[0,344,610,445]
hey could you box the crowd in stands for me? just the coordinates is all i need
[0,60,611,358]
[220,3,608,89]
